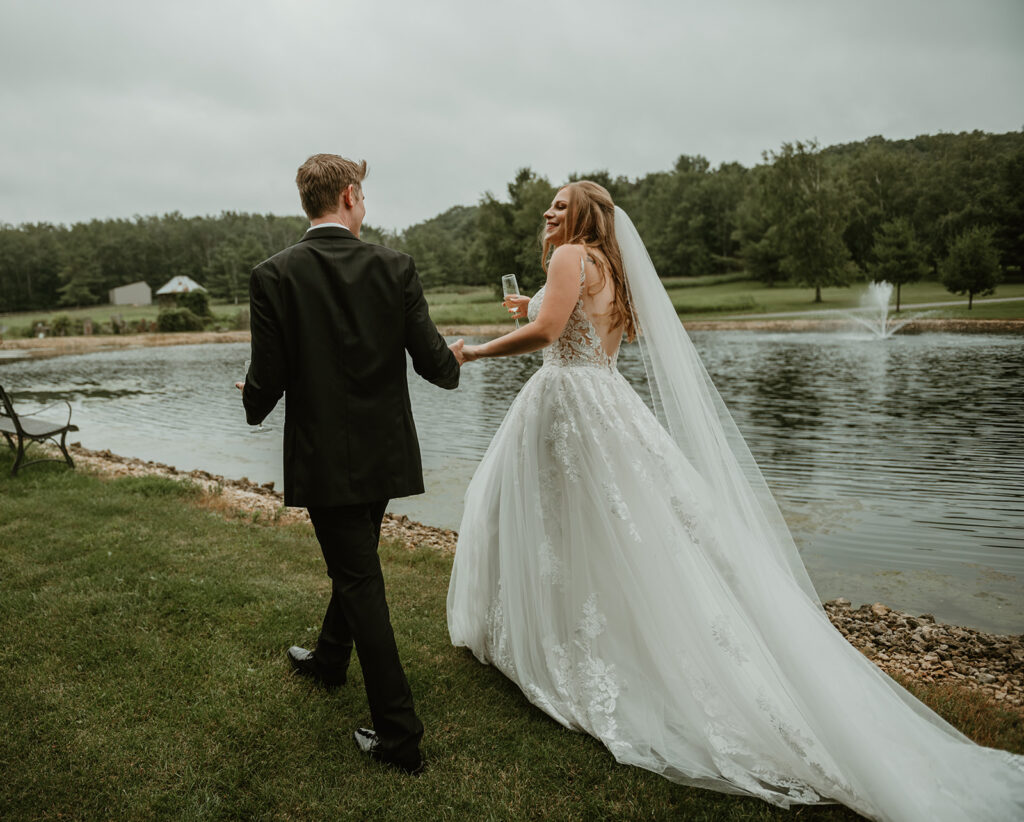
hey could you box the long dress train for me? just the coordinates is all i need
[447,259,1024,822]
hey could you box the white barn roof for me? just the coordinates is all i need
[156,276,207,295]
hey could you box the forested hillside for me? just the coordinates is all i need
[2,130,1020,312]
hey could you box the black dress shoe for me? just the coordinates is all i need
[286,646,346,688]
[353,727,425,775]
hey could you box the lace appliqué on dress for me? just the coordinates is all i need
[484,581,516,678]
[603,479,642,543]
[544,418,581,482]
[537,538,566,588]
[543,594,632,758]
[710,615,751,665]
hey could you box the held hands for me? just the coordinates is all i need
[503,294,530,321]
[449,339,481,366]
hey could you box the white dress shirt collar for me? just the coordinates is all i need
[306,222,353,234]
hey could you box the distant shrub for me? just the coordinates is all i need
[177,290,212,317]
[157,308,205,332]
[50,313,84,336]
[233,308,250,330]
[49,313,90,335]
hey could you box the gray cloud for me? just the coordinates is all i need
[1,0,1021,231]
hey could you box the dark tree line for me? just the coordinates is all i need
[390,130,1020,298]
[2,130,1021,313]
[0,211,310,312]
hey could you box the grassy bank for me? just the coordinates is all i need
[1,454,1022,820]
[423,279,1024,325]
[4,280,1022,339]
[660,279,1024,320]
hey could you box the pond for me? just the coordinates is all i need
[3,331,1022,633]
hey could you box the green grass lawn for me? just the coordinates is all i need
[1,451,1021,820]
[3,280,1022,337]
[427,279,1024,326]
[669,280,1024,321]
[423,287,511,326]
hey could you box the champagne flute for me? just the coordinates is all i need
[501,274,521,329]
[242,359,265,432]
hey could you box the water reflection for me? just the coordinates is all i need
[2,332,1022,631]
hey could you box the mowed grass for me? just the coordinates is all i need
[423,287,511,326]
[1,451,1022,820]
[422,279,1024,326]
[3,279,1022,337]
[667,280,1024,320]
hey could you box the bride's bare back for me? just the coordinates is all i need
[580,249,624,361]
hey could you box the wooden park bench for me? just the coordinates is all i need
[0,385,79,476]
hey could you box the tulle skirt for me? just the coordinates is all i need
[447,363,1024,821]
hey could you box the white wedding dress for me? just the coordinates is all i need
[446,212,1024,821]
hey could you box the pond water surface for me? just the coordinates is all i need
[3,331,1022,633]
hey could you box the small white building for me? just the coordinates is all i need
[109,280,152,306]
[156,276,207,296]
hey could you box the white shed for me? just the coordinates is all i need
[156,276,207,295]
[109,280,152,306]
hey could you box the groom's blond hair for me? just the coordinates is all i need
[296,154,368,219]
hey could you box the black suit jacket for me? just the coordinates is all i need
[242,226,460,507]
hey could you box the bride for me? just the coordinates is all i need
[445,181,1023,820]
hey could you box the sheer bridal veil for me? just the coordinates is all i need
[614,206,819,602]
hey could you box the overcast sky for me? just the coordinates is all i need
[2,0,1022,232]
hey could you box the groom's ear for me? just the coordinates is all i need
[342,184,358,209]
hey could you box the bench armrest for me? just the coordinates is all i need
[19,400,74,427]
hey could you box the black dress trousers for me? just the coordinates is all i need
[307,501,423,762]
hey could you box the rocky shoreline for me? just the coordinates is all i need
[825,600,1023,709]
[62,442,1022,712]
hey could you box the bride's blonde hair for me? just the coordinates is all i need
[541,180,636,342]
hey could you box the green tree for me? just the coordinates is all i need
[762,141,857,302]
[867,218,930,311]
[735,166,784,286]
[472,193,518,286]
[204,236,265,304]
[56,228,104,308]
[995,146,1024,273]
[842,138,917,268]
[397,206,479,287]
[939,226,1002,309]
[473,168,555,292]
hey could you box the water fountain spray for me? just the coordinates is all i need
[845,281,917,339]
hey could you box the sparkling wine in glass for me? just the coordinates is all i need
[242,359,265,432]
[501,274,521,329]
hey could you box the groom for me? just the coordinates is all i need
[239,153,462,774]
